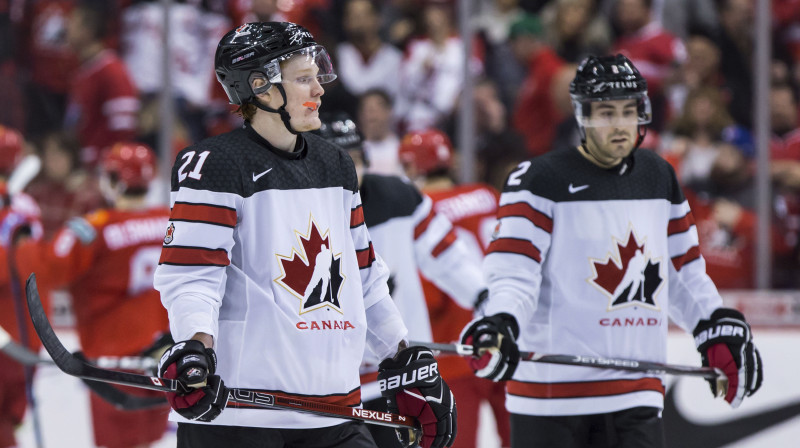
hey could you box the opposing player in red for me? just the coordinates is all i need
[0,125,43,448]
[15,142,171,448]
[399,129,510,448]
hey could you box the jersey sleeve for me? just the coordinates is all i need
[348,188,408,360]
[153,146,243,343]
[411,194,485,309]
[482,160,554,323]
[665,168,723,331]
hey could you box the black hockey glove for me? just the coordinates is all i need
[460,313,520,381]
[693,308,763,408]
[378,346,457,448]
[158,340,228,421]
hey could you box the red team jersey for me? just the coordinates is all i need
[0,193,43,350]
[19,0,79,94]
[422,183,499,379]
[64,50,139,166]
[16,207,169,357]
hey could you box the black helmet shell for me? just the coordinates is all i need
[215,22,318,105]
[313,111,362,151]
[569,54,648,102]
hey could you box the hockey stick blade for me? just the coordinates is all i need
[412,340,728,390]
[25,274,420,431]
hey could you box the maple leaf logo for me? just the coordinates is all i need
[588,228,663,311]
[274,216,345,315]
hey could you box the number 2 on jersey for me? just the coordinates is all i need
[507,161,531,186]
[177,150,211,182]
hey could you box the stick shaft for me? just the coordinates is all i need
[411,341,724,379]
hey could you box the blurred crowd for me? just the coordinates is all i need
[1,0,800,288]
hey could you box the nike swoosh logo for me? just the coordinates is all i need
[252,168,273,182]
[663,382,800,447]
[568,183,590,193]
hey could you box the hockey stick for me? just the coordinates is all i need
[25,274,420,435]
[9,251,45,447]
[0,324,52,366]
[411,341,728,395]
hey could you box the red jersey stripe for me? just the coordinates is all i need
[488,237,542,263]
[497,202,553,233]
[414,210,436,239]
[356,243,375,269]
[671,245,701,271]
[350,205,365,228]
[360,371,379,385]
[431,229,457,258]
[507,377,665,399]
[171,202,237,228]
[668,212,694,235]
[227,387,362,409]
[159,246,230,266]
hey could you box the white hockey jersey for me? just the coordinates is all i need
[153,125,407,429]
[484,147,722,416]
[357,174,485,400]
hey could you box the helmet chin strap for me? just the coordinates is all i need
[253,84,300,135]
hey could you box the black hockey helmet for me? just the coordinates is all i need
[569,54,651,127]
[214,22,336,132]
[313,111,363,151]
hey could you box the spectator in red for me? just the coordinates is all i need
[686,144,797,288]
[63,1,139,167]
[611,0,686,132]
[23,132,104,239]
[0,0,25,131]
[770,82,800,161]
[16,0,79,135]
[509,13,568,156]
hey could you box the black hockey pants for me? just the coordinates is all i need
[510,406,666,448]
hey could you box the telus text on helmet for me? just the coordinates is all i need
[592,81,639,93]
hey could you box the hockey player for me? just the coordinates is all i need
[15,142,171,448]
[460,54,763,448]
[314,113,485,448]
[0,126,42,448]
[153,22,456,448]
[398,128,510,448]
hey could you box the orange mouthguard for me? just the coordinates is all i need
[303,102,318,111]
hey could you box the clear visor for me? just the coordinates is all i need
[264,45,336,86]
[572,95,652,128]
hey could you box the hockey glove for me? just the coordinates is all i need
[693,308,763,408]
[158,340,228,421]
[460,313,520,381]
[378,346,457,448]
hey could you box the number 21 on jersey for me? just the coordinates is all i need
[177,150,210,182]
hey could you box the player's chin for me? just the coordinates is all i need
[296,116,322,132]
